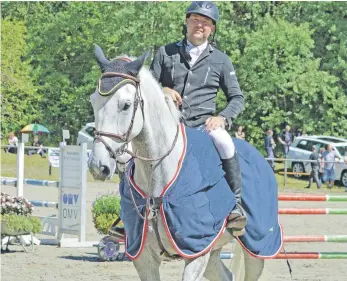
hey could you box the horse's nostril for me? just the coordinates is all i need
[100,165,111,177]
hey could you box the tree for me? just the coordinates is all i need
[1,19,41,136]
[237,17,343,145]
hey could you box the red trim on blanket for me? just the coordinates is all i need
[159,124,230,258]
[129,165,147,198]
[125,124,187,259]
[125,209,150,260]
[235,217,284,259]
[129,123,186,197]
[161,205,229,258]
[161,123,187,196]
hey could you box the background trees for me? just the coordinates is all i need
[1,1,346,149]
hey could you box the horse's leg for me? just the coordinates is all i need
[242,247,264,281]
[231,243,265,281]
[133,246,161,281]
[204,249,233,281]
[182,252,210,281]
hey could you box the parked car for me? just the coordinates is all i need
[287,136,347,186]
[76,122,95,150]
[309,135,347,143]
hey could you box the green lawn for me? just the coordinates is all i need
[1,151,344,192]
[0,151,119,183]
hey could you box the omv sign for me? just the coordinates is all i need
[62,193,79,205]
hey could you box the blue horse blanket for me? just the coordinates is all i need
[120,124,236,259]
[119,124,282,260]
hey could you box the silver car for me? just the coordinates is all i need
[76,122,95,150]
[287,136,347,186]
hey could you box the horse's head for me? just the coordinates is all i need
[88,44,150,180]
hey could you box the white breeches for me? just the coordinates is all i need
[208,127,235,159]
[116,127,235,172]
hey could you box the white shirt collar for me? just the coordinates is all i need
[186,40,208,53]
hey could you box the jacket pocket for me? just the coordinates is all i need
[202,62,223,87]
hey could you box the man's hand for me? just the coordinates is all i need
[205,116,225,131]
[277,137,285,145]
[163,87,182,107]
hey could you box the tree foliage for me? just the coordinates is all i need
[1,19,41,136]
[1,1,346,149]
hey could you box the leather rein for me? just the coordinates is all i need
[94,71,180,162]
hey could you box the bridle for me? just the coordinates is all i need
[94,68,181,257]
[94,71,180,163]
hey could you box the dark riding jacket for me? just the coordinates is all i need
[150,40,244,127]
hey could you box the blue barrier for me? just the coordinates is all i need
[29,200,58,209]
[1,177,59,187]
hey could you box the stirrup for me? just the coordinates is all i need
[108,217,125,241]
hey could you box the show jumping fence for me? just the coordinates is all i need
[222,193,347,259]
[2,144,346,257]
[1,143,98,248]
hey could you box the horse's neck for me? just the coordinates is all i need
[131,109,183,197]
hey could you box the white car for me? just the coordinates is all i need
[76,122,95,150]
[287,136,347,186]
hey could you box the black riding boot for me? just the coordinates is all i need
[222,154,245,219]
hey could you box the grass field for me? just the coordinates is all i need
[1,150,344,192]
[0,151,119,184]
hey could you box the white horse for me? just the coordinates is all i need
[88,45,266,281]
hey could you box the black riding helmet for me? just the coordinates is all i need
[186,1,219,24]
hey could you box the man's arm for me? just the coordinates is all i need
[277,131,285,144]
[150,47,182,107]
[218,58,244,122]
[150,47,163,83]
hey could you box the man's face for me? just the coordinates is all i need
[186,13,215,45]
[285,125,290,132]
[327,144,333,152]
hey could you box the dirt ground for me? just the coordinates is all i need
[1,182,346,281]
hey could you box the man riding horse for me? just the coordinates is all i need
[89,2,283,279]
[150,1,245,224]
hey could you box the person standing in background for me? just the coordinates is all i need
[306,145,322,189]
[322,144,341,189]
[4,132,18,154]
[264,129,275,171]
[235,126,245,140]
[277,125,293,157]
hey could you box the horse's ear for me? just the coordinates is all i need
[127,49,151,76]
[94,44,109,70]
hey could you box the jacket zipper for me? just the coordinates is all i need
[203,66,210,85]
[171,61,175,81]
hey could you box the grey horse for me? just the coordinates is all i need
[88,45,266,281]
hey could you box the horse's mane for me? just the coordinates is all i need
[115,55,181,125]
[138,65,181,125]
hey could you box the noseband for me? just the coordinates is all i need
[94,71,180,162]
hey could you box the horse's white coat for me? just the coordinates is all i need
[89,52,264,281]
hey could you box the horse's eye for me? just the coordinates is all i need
[123,101,131,111]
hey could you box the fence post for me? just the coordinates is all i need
[284,158,287,188]
[16,142,24,197]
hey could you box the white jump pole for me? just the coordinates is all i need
[16,142,24,197]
